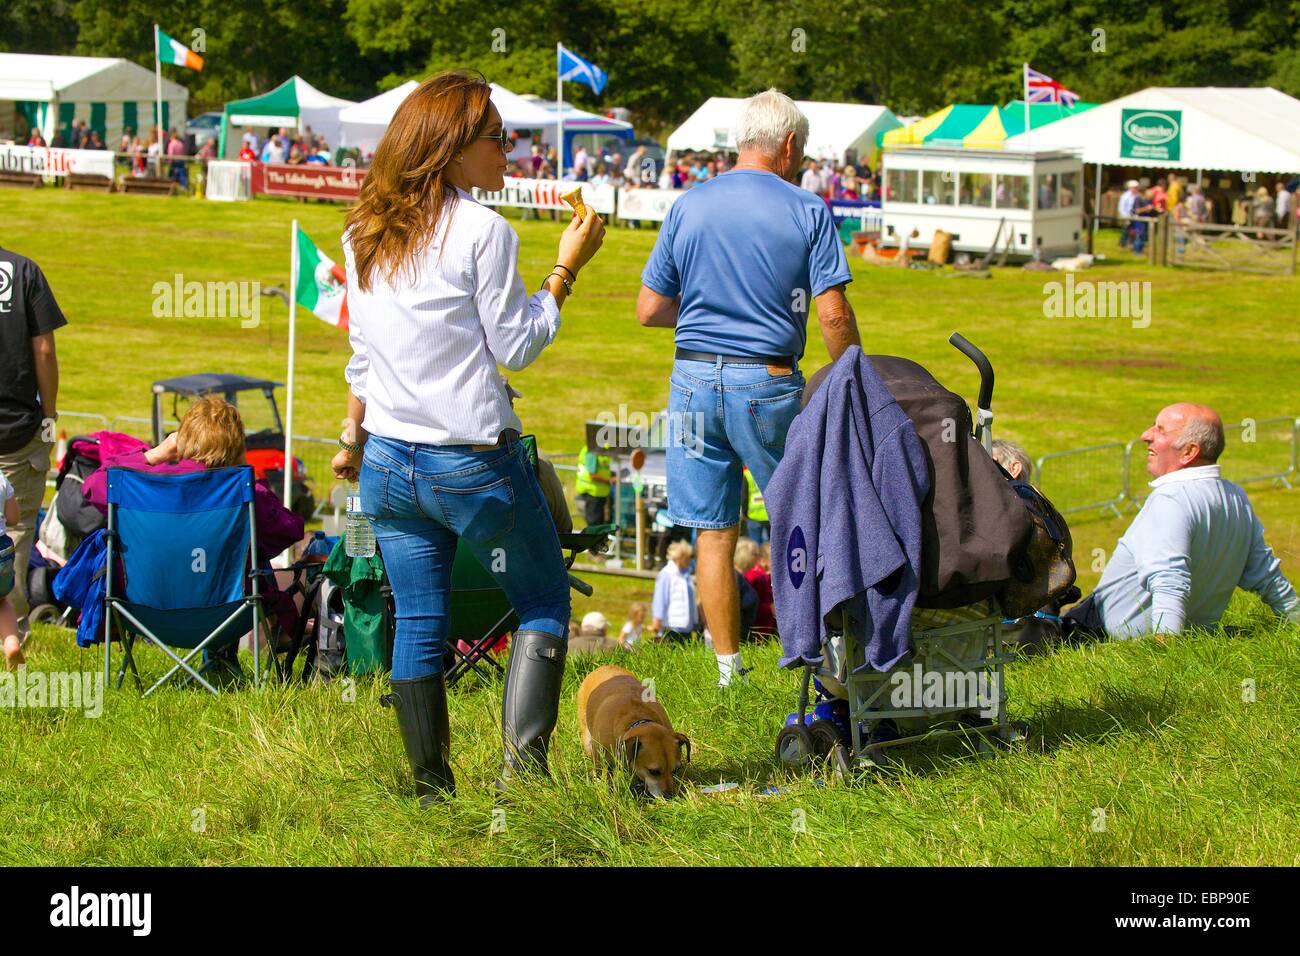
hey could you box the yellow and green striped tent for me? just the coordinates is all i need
[881,101,1096,149]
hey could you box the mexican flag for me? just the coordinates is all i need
[294,227,349,329]
[156,29,204,71]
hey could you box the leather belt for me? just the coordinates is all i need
[470,428,519,453]
[675,347,795,367]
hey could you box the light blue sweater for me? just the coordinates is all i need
[1091,465,1300,637]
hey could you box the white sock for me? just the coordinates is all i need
[717,651,744,686]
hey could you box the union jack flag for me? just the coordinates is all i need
[1024,65,1080,107]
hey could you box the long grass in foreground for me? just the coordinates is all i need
[2,591,1295,866]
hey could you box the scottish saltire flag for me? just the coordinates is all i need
[558,45,607,95]
[1024,65,1078,107]
[156,28,204,71]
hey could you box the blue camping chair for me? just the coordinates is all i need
[103,466,267,695]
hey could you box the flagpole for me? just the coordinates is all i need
[1022,63,1032,153]
[154,24,164,178]
[556,42,564,178]
[284,220,298,514]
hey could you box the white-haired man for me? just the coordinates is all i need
[1066,403,1300,640]
[636,88,861,687]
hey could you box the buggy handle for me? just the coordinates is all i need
[949,332,994,412]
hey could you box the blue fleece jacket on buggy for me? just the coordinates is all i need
[767,346,930,672]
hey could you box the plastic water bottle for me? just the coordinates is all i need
[345,485,375,557]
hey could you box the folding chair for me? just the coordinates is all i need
[442,525,616,687]
[103,466,267,696]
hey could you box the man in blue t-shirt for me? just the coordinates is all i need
[637,88,862,688]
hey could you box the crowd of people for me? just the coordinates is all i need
[237,127,336,167]
[499,135,881,204]
[799,157,879,201]
[21,115,348,192]
[1118,173,1298,252]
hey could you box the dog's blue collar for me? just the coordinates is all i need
[626,718,657,731]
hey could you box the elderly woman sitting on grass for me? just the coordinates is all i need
[83,397,305,678]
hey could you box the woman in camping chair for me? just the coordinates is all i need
[83,397,305,679]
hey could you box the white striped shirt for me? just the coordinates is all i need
[343,186,560,445]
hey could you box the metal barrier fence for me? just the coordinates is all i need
[58,411,109,435]
[292,436,343,520]
[107,415,177,440]
[1034,443,1128,518]
[1038,416,1299,518]
[36,414,1300,529]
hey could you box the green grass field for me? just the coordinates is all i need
[1,189,1297,865]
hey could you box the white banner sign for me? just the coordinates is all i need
[0,144,115,180]
[206,161,253,202]
[473,177,616,216]
[617,187,686,222]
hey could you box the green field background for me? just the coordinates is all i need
[1,190,1296,866]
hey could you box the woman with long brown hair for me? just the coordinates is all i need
[331,71,605,804]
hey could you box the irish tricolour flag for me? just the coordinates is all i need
[156,29,204,71]
[294,227,349,329]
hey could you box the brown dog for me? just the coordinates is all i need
[578,665,691,798]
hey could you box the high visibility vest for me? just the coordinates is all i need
[575,446,612,498]
[744,468,767,522]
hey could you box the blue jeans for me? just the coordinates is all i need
[360,434,571,680]
[665,357,805,529]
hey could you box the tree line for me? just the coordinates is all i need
[6,0,1300,137]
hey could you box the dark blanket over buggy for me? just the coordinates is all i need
[801,355,1057,614]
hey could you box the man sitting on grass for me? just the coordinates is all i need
[1065,403,1300,641]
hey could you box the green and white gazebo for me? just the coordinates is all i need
[0,52,188,147]
[218,76,355,157]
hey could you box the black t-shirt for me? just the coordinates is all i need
[0,246,68,453]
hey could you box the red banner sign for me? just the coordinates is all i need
[251,162,366,201]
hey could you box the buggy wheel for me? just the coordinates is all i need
[775,724,815,768]
[28,604,61,626]
[807,719,842,758]
[996,720,1030,747]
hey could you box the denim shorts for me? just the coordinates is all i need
[665,357,805,529]
[0,534,14,600]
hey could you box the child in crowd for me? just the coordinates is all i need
[618,602,647,649]
[736,538,775,635]
[1,469,24,670]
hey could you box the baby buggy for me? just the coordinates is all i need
[775,334,1075,771]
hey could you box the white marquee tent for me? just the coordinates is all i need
[488,84,558,129]
[338,80,419,151]
[0,53,188,146]
[666,97,901,164]
[1002,87,1300,175]
[337,82,556,153]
